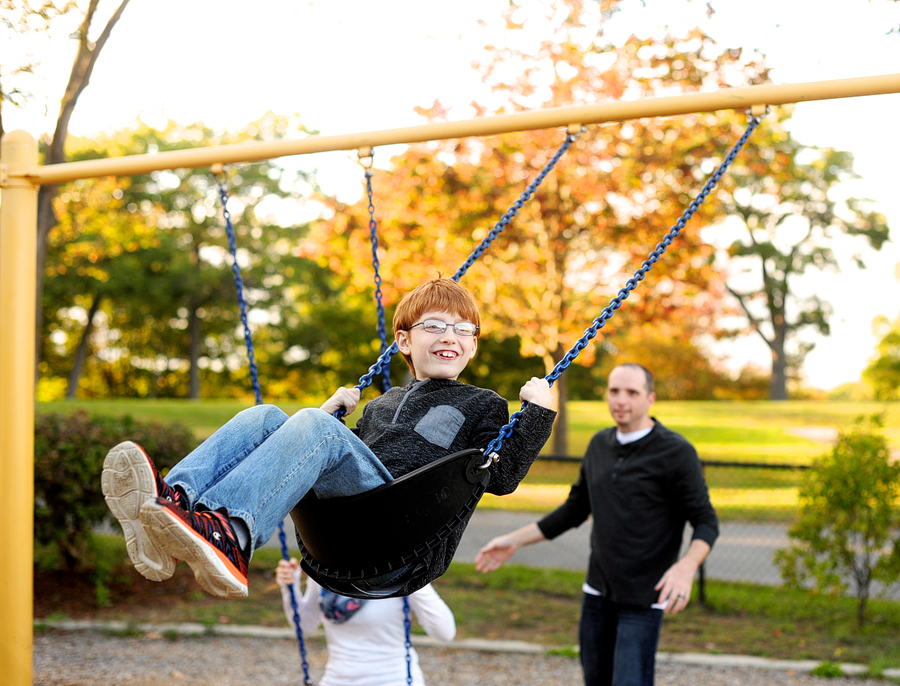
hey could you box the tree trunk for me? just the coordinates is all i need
[769,324,788,400]
[189,304,202,399]
[36,185,59,370]
[66,293,103,399]
[33,0,133,381]
[857,584,869,628]
[546,347,567,456]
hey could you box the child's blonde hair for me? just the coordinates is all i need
[393,278,481,376]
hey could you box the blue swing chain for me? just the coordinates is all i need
[404,597,413,686]
[453,126,585,282]
[217,177,312,686]
[218,182,263,407]
[363,157,392,391]
[337,126,585,407]
[481,111,767,460]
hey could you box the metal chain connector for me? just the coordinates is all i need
[358,146,375,169]
[477,451,501,470]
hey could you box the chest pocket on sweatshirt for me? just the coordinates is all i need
[414,405,465,449]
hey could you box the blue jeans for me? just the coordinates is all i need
[579,593,663,686]
[166,405,393,556]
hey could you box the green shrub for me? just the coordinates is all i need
[775,414,900,627]
[34,410,197,570]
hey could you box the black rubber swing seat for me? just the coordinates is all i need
[289,447,491,599]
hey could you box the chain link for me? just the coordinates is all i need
[218,181,263,406]
[453,128,584,282]
[365,166,392,392]
[404,596,413,686]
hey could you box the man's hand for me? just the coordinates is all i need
[653,540,710,614]
[320,387,361,416]
[475,535,520,572]
[519,377,553,409]
[475,523,547,573]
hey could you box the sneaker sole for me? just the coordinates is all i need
[101,441,176,582]
[139,499,248,599]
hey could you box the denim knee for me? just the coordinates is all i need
[283,407,341,434]
[235,404,290,433]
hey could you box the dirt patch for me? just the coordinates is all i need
[35,565,286,627]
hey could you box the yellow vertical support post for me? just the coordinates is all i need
[0,130,39,686]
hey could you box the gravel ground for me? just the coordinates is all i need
[33,629,890,686]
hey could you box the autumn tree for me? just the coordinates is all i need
[0,0,132,378]
[306,0,770,453]
[714,113,890,400]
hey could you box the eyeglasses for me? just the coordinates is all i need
[408,319,480,337]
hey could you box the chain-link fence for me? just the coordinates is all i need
[698,460,900,602]
[524,456,900,603]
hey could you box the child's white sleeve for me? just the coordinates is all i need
[408,583,456,642]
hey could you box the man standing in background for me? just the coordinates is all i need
[475,363,719,686]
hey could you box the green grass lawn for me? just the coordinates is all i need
[39,397,899,521]
[40,397,900,454]
[566,399,900,461]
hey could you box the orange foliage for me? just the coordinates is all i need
[307,10,767,379]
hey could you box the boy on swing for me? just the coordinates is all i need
[103,278,555,599]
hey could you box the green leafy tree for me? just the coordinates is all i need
[41,115,353,400]
[775,414,900,627]
[863,312,900,400]
[716,115,890,400]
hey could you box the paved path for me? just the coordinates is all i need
[454,511,793,586]
[270,510,900,599]
[267,511,790,584]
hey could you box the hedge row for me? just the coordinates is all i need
[34,409,198,569]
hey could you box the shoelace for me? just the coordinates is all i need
[157,479,184,508]
[190,509,246,571]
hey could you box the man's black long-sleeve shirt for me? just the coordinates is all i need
[537,420,718,607]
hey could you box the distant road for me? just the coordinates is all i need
[268,510,790,584]
[453,510,789,586]
[268,510,899,599]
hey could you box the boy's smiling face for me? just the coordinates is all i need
[395,310,478,381]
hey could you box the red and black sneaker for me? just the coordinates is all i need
[101,441,185,581]
[140,497,249,599]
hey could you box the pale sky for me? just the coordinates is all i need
[5,0,899,391]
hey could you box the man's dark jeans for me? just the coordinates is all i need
[579,593,664,686]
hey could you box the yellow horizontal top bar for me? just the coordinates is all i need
[15,73,900,186]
